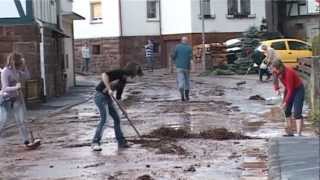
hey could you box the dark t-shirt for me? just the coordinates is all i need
[96,69,128,96]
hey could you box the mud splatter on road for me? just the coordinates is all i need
[0,71,311,179]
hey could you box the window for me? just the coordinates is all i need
[227,0,252,17]
[147,0,158,20]
[271,41,287,50]
[202,0,212,18]
[228,0,238,16]
[92,45,101,55]
[240,0,250,16]
[90,1,102,22]
[288,41,310,50]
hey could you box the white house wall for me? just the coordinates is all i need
[33,0,57,24]
[191,0,266,33]
[73,0,120,39]
[121,0,160,36]
[60,0,73,12]
[307,0,319,14]
[160,0,192,35]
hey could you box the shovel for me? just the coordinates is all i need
[236,65,254,86]
[110,95,142,139]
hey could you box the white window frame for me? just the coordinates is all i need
[226,0,256,19]
[90,1,103,24]
[199,0,216,19]
[146,0,160,21]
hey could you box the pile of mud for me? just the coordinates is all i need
[145,127,191,139]
[145,127,251,140]
[199,128,251,140]
[249,95,266,101]
[130,127,251,155]
[136,175,154,180]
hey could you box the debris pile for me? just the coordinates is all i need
[146,127,191,139]
[136,174,154,180]
[199,128,251,140]
[249,95,266,101]
[130,127,252,155]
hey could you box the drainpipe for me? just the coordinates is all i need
[118,0,123,37]
[159,0,164,67]
[35,20,47,98]
[118,0,124,66]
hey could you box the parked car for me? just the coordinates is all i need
[258,39,312,67]
[225,38,243,64]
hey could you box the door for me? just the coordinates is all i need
[287,40,313,67]
[270,40,289,63]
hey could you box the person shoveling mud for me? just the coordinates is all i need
[271,59,305,137]
[91,62,143,151]
[0,53,41,150]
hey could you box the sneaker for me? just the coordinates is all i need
[25,139,41,150]
[91,143,102,151]
[282,134,294,137]
[294,133,302,137]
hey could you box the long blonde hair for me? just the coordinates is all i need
[6,52,24,69]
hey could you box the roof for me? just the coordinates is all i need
[61,11,85,21]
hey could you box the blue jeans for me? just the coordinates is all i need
[146,56,154,70]
[176,68,190,91]
[92,92,126,145]
[0,100,30,144]
[285,85,305,119]
[82,58,90,72]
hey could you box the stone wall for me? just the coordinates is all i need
[120,36,162,68]
[43,28,66,97]
[74,32,241,74]
[75,38,121,74]
[282,15,320,42]
[0,24,67,98]
[0,24,41,79]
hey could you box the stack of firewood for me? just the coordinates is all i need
[209,43,228,67]
[192,43,228,69]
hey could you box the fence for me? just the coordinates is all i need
[297,57,320,114]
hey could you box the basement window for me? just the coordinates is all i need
[92,45,101,55]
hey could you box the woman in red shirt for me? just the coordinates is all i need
[272,59,305,136]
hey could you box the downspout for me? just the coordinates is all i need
[118,0,123,37]
[35,20,47,98]
[159,0,164,67]
[118,0,124,67]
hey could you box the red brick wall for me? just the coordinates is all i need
[75,38,121,74]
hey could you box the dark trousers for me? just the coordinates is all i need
[259,68,271,81]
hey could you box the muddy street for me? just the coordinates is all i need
[0,70,314,180]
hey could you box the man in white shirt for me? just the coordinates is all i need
[81,42,91,73]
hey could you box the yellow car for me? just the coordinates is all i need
[259,39,312,67]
